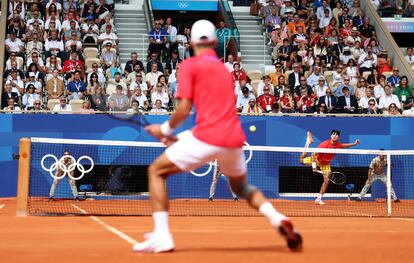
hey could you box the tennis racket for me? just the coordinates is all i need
[99,105,151,128]
[316,170,347,185]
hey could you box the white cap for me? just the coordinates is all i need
[191,19,217,44]
[274,24,281,29]
[29,72,36,77]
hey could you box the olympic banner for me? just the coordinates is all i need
[381,17,414,33]
[151,0,219,11]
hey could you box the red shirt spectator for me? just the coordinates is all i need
[231,63,247,83]
[63,52,84,75]
[257,88,277,113]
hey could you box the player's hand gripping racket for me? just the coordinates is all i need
[316,170,347,185]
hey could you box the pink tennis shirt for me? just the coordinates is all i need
[176,49,246,148]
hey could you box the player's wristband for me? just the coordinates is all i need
[312,162,317,169]
[160,121,175,136]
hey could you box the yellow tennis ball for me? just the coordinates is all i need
[249,125,256,132]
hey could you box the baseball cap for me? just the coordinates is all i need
[191,20,217,44]
[103,40,112,46]
[29,72,36,77]
[274,24,281,29]
[87,15,94,20]
[242,87,249,93]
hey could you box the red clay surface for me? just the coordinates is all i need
[2,198,414,263]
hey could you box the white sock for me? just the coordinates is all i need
[259,202,287,226]
[316,193,323,200]
[153,211,170,235]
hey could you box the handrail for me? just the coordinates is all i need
[143,0,155,33]
[0,0,9,108]
[218,0,240,52]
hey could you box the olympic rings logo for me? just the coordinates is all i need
[190,141,253,177]
[178,2,189,9]
[41,154,94,181]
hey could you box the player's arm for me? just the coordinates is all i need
[342,139,360,148]
[145,98,192,141]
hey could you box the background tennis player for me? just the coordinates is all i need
[300,130,360,205]
[49,150,79,201]
[357,152,399,202]
[133,19,302,253]
[209,160,239,201]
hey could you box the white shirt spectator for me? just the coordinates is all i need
[340,54,354,65]
[359,96,377,109]
[27,18,44,29]
[46,1,62,12]
[236,93,256,110]
[257,82,274,97]
[373,84,386,99]
[87,71,106,86]
[5,38,24,53]
[61,20,80,32]
[53,103,73,113]
[6,79,24,95]
[358,52,377,69]
[145,71,163,87]
[65,40,82,50]
[403,107,414,115]
[225,61,235,72]
[98,32,118,46]
[45,39,64,53]
[45,18,62,32]
[130,94,148,109]
[379,94,401,109]
[150,107,167,113]
[151,91,169,107]
[130,82,148,93]
[26,57,45,68]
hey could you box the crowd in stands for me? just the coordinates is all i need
[2,0,414,116]
[227,0,414,115]
[371,0,414,17]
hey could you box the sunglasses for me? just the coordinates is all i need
[369,103,375,106]
[360,81,365,83]
[326,92,331,94]
[93,65,98,68]
[320,105,326,108]
[35,103,41,105]
[156,85,163,87]
[344,79,350,81]
[264,89,270,91]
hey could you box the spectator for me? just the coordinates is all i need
[78,101,95,114]
[346,27,361,46]
[358,17,376,41]
[257,86,277,113]
[81,3,97,23]
[5,32,24,57]
[318,88,337,113]
[307,66,325,87]
[351,40,364,61]
[130,87,149,111]
[26,32,43,56]
[53,96,72,113]
[106,72,128,95]
[224,54,235,72]
[165,50,181,75]
[319,9,332,29]
[45,56,63,79]
[176,26,191,61]
[45,12,62,32]
[367,68,380,88]
[362,98,382,114]
[322,47,339,71]
[335,76,354,97]
[63,52,84,79]
[373,74,387,99]
[90,85,107,110]
[96,0,110,21]
[279,88,295,113]
[288,63,303,89]
[146,62,163,91]
[150,99,168,113]
[1,83,19,108]
[379,84,401,113]
[274,75,289,99]
[81,16,99,44]
[66,71,87,100]
[340,46,354,65]
[338,7,352,27]
[86,73,100,96]
[99,16,117,34]
[7,16,26,41]
[346,58,359,86]
[3,98,21,113]
[126,63,146,85]
[236,87,256,112]
[22,84,41,110]
[148,20,167,59]
[280,0,296,18]
[242,98,262,114]
[337,86,358,113]
[355,78,368,101]
[232,63,248,86]
[393,76,413,108]
[314,102,328,114]
[46,69,65,99]
[269,62,284,86]
[108,85,129,111]
[215,20,232,59]
[333,36,346,58]
[146,52,164,73]
[31,100,44,113]
[387,67,401,87]
[100,41,117,70]
[151,83,169,108]
[387,103,401,115]
[7,70,25,95]
[98,24,118,47]
[292,26,308,47]
[257,75,274,96]
[45,31,64,59]
[297,88,315,113]
[65,30,82,52]
[313,77,329,100]
[288,13,305,35]
[332,1,343,22]
[405,47,414,70]
[124,52,145,76]
[278,38,293,65]
[87,63,106,86]
[26,9,44,29]
[294,76,313,99]
[358,88,377,111]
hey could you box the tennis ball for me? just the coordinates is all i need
[249,125,256,133]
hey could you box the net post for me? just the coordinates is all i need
[16,138,31,217]
[386,153,392,216]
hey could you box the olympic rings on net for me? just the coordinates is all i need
[190,142,253,177]
[41,154,94,180]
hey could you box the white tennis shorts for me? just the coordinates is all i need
[165,130,246,177]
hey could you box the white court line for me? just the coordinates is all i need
[319,209,375,217]
[71,204,138,245]
[391,218,414,222]
[0,204,5,210]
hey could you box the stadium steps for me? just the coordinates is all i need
[115,4,148,65]
[229,4,273,70]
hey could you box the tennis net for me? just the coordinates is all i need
[16,137,414,217]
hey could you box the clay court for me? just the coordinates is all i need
[1,198,414,263]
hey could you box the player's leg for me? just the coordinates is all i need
[209,161,220,201]
[133,153,181,253]
[378,174,399,202]
[357,173,373,201]
[219,148,302,251]
[68,173,79,199]
[49,169,63,200]
[315,164,331,205]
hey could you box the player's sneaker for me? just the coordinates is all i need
[233,197,239,202]
[394,199,401,203]
[208,197,213,202]
[315,198,325,205]
[133,233,175,253]
[305,131,314,147]
[276,219,303,252]
[355,197,362,202]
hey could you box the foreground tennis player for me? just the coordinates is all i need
[300,130,360,205]
[133,20,302,253]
